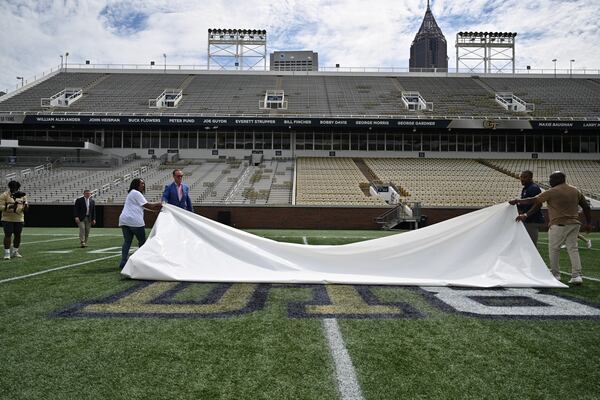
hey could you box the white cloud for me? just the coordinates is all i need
[1,0,599,92]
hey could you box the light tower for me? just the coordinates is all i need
[207,28,267,70]
[455,32,517,73]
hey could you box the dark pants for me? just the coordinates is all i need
[119,226,146,269]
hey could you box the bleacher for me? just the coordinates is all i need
[365,158,521,207]
[2,158,154,204]
[482,78,600,118]
[178,75,278,114]
[72,74,190,113]
[395,77,512,117]
[2,71,600,118]
[484,159,600,198]
[295,157,387,206]
[0,73,106,111]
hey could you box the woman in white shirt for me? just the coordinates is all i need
[118,178,162,269]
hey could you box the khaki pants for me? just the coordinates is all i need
[78,217,92,245]
[548,224,582,278]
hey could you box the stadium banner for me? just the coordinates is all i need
[530,121,600,130]
[122,203,565,288]
[19,115,451,129]
[448,119,532,130]
[12,115,600,130]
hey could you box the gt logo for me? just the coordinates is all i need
[54,283,600,319]
[483,119,497,129]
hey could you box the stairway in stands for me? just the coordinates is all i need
[353,158,382,196]
[476,159,519,179]
[354,158,411,197]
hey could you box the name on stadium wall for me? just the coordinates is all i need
[18,115,451,129]
[7,115,599,130]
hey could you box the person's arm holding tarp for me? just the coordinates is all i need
[515,202,542,222]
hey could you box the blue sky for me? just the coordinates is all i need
[1,0,599,93]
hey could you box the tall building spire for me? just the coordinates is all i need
[409,1,448,71]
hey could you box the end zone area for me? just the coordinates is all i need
[1,228,599,399]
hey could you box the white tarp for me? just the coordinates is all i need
[122,203,566,288]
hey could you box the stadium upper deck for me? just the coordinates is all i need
[1,69,599,119]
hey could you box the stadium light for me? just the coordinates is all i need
[163,53,167,72]
[552,58,557,78]
[16,76,24,87]
[65,52,69,71]
[570,59,575,78]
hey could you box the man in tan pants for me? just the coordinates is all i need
[510,171,592,285]
[74,189,96,247]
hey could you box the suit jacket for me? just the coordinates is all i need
[161,182,193,211]
[74,196,96,220]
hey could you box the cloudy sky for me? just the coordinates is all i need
[1,0,599,93]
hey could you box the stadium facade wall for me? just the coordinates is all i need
[25,205,600,231]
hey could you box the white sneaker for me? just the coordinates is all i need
[568,276,583,285]
[553,273,561,280]
[3,254,10,260]
[11,251,22,258]
[586,240,592,249]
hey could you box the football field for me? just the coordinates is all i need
[1,228,599,399]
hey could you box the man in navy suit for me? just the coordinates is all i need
[161,169,193,212]
[74,189,96,247]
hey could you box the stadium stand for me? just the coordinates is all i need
[483,159,600,199]
[0,70,598,218]
[482,78,600,118]
[295,157,387,206]
[0,73,106,110]
[365,158,521,207]
[2,71,599,118]
[395,76,514,117]
[70,74,190,113]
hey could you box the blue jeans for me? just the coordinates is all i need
[119,226,146,269]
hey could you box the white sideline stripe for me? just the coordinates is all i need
[24,234,123,237]
[302,236,309,245]
[537,240,598,251]
[22,237,78,245]
[534,240,600,281]
[323,319,364,400]
[22,234,123,245]
[0,254,120,284]
[560,271,600,282]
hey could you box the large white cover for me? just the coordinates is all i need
[122,203,565,288]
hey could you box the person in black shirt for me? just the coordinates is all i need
[515,170,545,245]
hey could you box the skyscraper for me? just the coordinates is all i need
[409,0,448,71]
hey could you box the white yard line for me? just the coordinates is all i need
[0,254,120,284]
[21,236,78,245]
[22,234,123,245]
[300,237,364,400]
[322,319,365,400]
[537,240,598,251]
[535,240,600,281]
[559,271,600,282]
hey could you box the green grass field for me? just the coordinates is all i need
[1,228,599,399]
